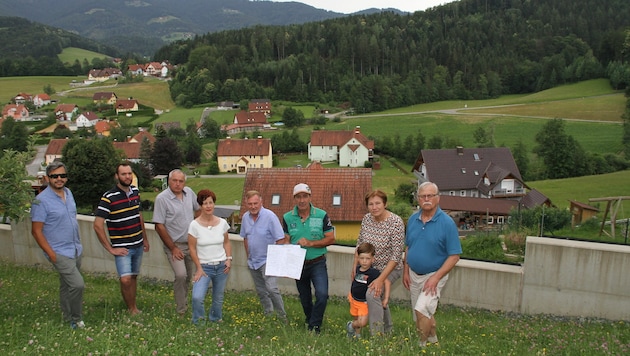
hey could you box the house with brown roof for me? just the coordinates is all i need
[412,146,551,229]
[127,64,145,76]
[88,68,122,82]
[54,104,79,121]
[92,92,117,105]
[129,129,156,144]
[2,104,29,121]
[308,126,374,167]
[45,138,69,164]
[248,99,271,115]
[33,93,51,108]
[222,110,269,134]
[75,111,100,128]
[240,161,373,240]
[113,141,141,163]
[216,137,273,174]
[115,99,139,114]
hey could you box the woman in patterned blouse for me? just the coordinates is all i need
[352,190,406,336]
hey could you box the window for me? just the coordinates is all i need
[271,194,280,205]
[460,190,466,197]
[461,168,466,174]
[487,216,494,225]
[473,153,480,161]
[332,194,341,206]
[474,170,479,175]
[449,191,455,196]
[497,216,505,224]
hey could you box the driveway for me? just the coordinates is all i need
[27,145,46,177]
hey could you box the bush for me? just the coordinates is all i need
[460,235,505,261]
[504,232,526,255]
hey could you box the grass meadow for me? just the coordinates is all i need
[1,261,629,355]
[57,47,109,65]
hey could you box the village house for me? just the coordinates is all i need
[1,104,29,121]
[129,129,156,144]
[75,111,100,128]
[221,110,269,134]
[88,68,122,82]
[92,92,117,105]
[115,99,139,114]
[308,126,374,168]
[412,146,551,229]
[239,161,372,240]
[54,104,79,121]
[248,99,271,115]
[127,64,145,76]
[94,120,119,137]
[113,141,142,163]
[216,137,273,174]
[33,93,51,108]
[44,138,69,164]
[12,92,33,104]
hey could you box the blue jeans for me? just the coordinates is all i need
[192,262,228,324]
[114,246,143,277]
[295,257,328,329]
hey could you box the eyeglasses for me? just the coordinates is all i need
[48,173,68,179]
[418,194,438,200]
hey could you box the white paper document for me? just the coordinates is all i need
[265,244,306,280]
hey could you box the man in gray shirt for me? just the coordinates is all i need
[153,169,199,315]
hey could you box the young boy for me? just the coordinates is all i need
[347,242,390,339]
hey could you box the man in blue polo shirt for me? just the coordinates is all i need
[31,161,85,329]
[282,183,335,334]
[403,181,462,348]
[240,190,287,320]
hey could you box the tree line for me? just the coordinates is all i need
[157,0,630,112]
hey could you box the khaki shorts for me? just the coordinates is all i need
[409,270,449,319]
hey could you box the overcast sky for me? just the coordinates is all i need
[270,0,451,14]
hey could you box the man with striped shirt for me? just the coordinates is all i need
[94,162,150,315]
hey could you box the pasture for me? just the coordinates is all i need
[57,47,109,65]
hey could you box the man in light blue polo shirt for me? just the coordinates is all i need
[240,190,287,320]
[31,161,85,329]
[154,169,199,315]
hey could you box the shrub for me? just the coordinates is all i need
[460,235,505,262]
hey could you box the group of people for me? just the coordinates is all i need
[31,161,462,348]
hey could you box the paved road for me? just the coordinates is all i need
[26,145,47,177]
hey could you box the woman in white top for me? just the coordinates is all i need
[189,189,232,324]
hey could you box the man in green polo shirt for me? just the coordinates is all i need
[282,183,335,334]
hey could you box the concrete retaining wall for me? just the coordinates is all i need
[2,217,629,321]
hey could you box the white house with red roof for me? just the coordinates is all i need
[33,93,51,108]
[308,126,374,167]
[75,111,100,128]
[54,104,79,121]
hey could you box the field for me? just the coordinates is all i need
[0,76,84,102]
[1,261,628,355]
[57,47,109,65]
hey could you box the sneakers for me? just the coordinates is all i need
[346,321,355,338]
[308,325,321,335]
[428,335,439,344]
[70,320,85,329]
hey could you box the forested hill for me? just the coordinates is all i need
[161,0,630,111]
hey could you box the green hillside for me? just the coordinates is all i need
[58,47,110,65]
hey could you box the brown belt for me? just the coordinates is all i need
[304,254,326,265]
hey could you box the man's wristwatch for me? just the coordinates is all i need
[227,256,233,260]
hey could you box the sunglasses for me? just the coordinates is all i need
[48,173,68,179]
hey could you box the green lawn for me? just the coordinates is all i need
[0,76,84,102]
[57,47,109,65]
[1,261,628,355]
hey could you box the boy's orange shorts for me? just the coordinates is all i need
[348,292,368,317]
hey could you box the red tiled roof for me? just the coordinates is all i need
[217,138,271,156]
[131,130,155,143]
[240,162,372,222]
[45,138,69,156]
[113,141,141,159]
[233,111,267,124]
[55,104,78,113]
[116,99,138,109]
[80,111,99,121]
[309,127,374,149]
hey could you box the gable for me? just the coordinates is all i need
[418,147,523,191]
[240,162,372,222]
[310,127,374,149]
[45,138,69,155]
